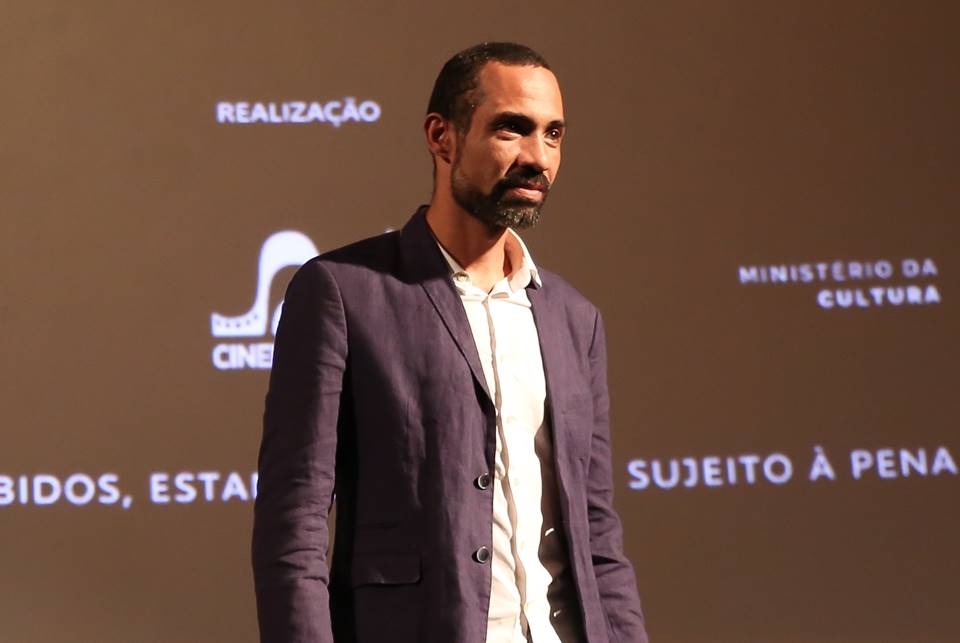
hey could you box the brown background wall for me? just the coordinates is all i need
[1,2,957,641]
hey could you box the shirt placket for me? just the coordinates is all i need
[482,287,533,640]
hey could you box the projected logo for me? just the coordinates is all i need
[211,231,318,371]
[738,257,941,310]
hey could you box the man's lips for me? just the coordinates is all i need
[501,177,549,201]
[506,186,545,200]
[511,178,548,191]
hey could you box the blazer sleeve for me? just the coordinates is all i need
[252,260,347,643]
[586,309,649,643]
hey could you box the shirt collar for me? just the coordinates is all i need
[434,228,542,293]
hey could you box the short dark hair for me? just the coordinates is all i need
[427,42,552,134]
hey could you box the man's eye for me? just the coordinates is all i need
[547,129,563,140]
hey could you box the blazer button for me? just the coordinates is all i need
[474,473,492,490]
[473,546,491,564]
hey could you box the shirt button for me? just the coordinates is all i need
[474,473,492,490]
[473,546,491,564]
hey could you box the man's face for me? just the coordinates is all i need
[450,62,565,230]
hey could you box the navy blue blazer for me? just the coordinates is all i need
[252,208,648,642]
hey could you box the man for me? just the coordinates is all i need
[252,42,648,643]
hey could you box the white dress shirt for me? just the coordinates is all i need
[435,229,578,643]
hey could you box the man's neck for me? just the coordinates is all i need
[425,199,511,293]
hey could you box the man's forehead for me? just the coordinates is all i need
[475,62,564,118]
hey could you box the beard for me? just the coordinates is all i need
[450,160,550,231]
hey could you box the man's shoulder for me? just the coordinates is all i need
[293,229,403,285]
[536,266,601,321]
[318,229,402,268]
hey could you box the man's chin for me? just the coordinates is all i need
[492,203,542,230]
[454,190,543,230]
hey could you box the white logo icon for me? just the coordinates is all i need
[211,231,318,337]
[211,231,318,370]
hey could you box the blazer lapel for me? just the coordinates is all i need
[399,208,494,407]
[527,284,563,418]
[527,282,578,487]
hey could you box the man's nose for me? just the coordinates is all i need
[517,134,550,174]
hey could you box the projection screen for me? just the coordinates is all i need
[2,2,956,641]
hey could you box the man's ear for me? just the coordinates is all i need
[424,113,454,166]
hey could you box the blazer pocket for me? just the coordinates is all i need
[350,551,421,588]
